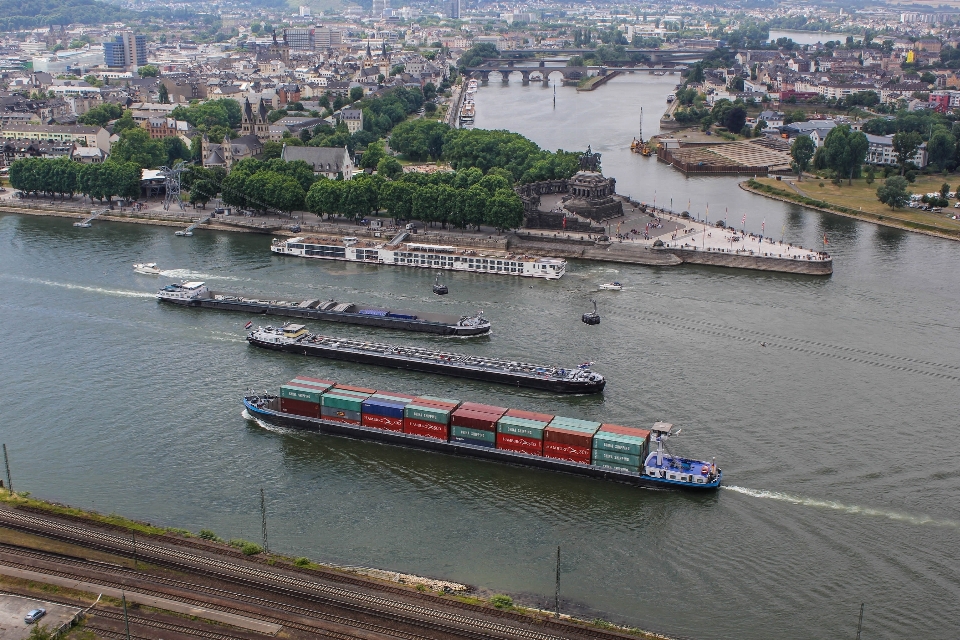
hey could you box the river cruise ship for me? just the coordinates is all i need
[272,237,567,279]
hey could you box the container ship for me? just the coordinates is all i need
[271,237,566,280]
[156,282,490,336]
[247,324,606,394]
[243,376,721,490]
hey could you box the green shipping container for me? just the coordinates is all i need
[280,385,324,404]
[322,394,365,412]
[592,448,642,466]
[497,416,546,439]
[593,433,647,457]
[549,416,602,431]
[451,425,496,443]
[290,378,334,391]
[592,461,640,473]
[404,404,451,424]
[329,388,371,399]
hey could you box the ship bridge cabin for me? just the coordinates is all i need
[282,324,309,339]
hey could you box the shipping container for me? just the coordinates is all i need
[593,461,639,474]
[457,402,507,417]
[280,397,320,418]
[451,425,496,444]
[404,420,448,440]
[450,435,496,448]
[333,384,377,395]
[599,423,651,443]
[496,432,543,456]
[451,409,499,432]
[361,413,404,431]
[544,441,591,459]
[593,424,651,458]
[369,391,415,402]
[592,448,642,467]
[549,416,602,431]
[497,415,547,439]
[322,393,365,412]
[404,404,452,424]
[504,408,555,423]
[361,399,406,419]
[280,385,325,404]
[321,406,362,424]
[544,421,600,449]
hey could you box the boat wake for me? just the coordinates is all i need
[0,275,154,298]
[159,269,247,282]
[726,485,960,528]
[241,409,298,435]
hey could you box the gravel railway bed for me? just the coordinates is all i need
[0,507,653,640]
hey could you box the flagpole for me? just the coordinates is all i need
[704,204,708,250]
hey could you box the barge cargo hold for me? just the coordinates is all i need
[271,237,567,280]
[156,281,490,336]
[243,379,720,490]
[247,324,606,394]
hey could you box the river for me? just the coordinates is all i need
[1,74,959,640]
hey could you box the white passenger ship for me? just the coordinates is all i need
[271,237,567,279]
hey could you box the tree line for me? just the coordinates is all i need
[9,157,141,202]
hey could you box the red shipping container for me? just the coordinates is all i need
[323,414,361,425]
[334,384,377,394]
[599,424,651,442]
[280,398,319,418]
[543,441,591,464]
[450,409,499,432]
[504,408,554,423]
[403,419,448,440]
[544,426,595,449]
[496,433,543,456]
[412,398,459,409]
[362,414,404,431]
[457,402,507,416]
[374,391,417,401]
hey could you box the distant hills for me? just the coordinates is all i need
[0,0,138,30]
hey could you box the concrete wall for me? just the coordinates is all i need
[665,248,833,275]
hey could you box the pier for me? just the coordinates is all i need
[72,208,108,227]
[176,214,211,236]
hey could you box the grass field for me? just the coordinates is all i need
[749,175,960,238]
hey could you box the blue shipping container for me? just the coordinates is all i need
[361,399,406,419]
[451,435,496,449]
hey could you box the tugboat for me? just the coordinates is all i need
[582,299,601,325]
[246,324,606,393]
[432,274,448,296]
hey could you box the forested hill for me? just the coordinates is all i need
[0,0,137,31]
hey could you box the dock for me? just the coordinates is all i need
[176,214,211,236]
[72,208,108,227]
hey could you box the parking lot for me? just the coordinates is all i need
[0,594,81,639]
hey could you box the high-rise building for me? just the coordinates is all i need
[314,26,343,49]
[445,0,460,19]
[372,0,388,17]
[299,5,311,16]
[283,27,315,50]
[104,32,147,70]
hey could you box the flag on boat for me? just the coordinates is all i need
[244,321,253,329]
[823,234,829,245]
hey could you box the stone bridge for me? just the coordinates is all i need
[465,61,686,85]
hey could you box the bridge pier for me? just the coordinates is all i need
[501,71,510,84]
[478,71,490,85]
[520,71,530,85]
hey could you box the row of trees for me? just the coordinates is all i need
[388,122,582,184]
[218,158,318,215]
[9,157,140,202]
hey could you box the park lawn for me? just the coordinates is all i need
[754,176,960,234]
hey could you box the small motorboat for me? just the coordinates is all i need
[599,281,623,291]
[133,262,162,275]
[433,274,448,295]
[73,221,91,228]
[582,299,600,325]
[175,230,193,237]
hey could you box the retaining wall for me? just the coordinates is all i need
[664,248,833,275]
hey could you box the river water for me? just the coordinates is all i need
[2,74,959,640]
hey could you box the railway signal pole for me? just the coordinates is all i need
[856,603,864,640]
[122,592,131,640]
[554,545,560,619]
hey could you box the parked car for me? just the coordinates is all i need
[25,608,46,624]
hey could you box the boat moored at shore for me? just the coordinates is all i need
[156,282,491,336]
[247,324,606,393]
[271,236,567,280]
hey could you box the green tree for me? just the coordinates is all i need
[423,82,437,101]
[378,180,414,219]
[892,131,923,175]
[790,135,815,181]
[158,83,169,104]
[112,110,137,133]
[305,179,344,217]
[350,86,364,102]
[377,156,403,179]
[137,65,159,78]
[77,103,122,126]
[110,127,165,168]
[163,136,191,165]
[189,179,216,208]
[262,140,284,160]
[359,140,386,169]
[823,125,868,185]
[876,176,910,209]
[926,129,956,172]
[485,188,523,232]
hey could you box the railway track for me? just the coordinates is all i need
[89,608,252,640]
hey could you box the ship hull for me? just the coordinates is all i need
[158,296,490,336]
[247,336,605,394]
[244,398,720,490]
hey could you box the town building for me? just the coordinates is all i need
[340,108,363,133]
[0,123,110,151]
[280,145,353,179]
[104,32,147,71]
[865,134,928,167]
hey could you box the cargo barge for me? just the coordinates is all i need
[243,377,720,489]
[271,237,567,280]
[247,324,606,394]
[156,282,490,336]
